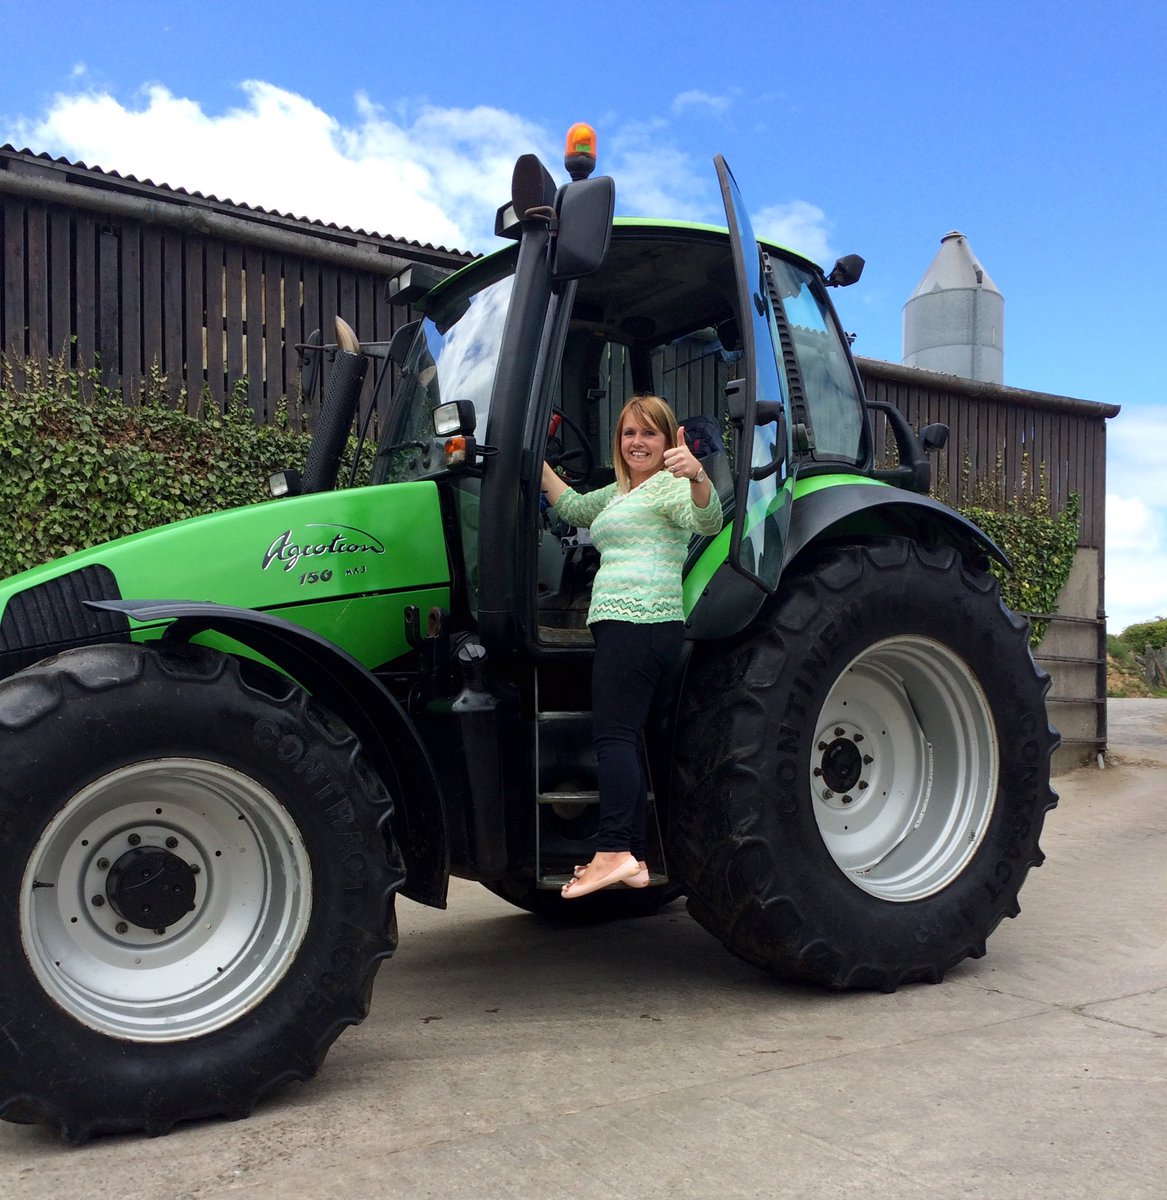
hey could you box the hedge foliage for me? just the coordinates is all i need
[0,356,354,579]
[1118,617,1167,650]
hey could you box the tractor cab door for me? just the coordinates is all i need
[716,154,794,594]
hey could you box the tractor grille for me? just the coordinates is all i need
[0,565,130,679]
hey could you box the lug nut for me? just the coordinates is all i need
[128,833,141,847]
[813,767,823,777]
[154,928,167,936]
[190,864,201,875]
[841,795,853,805]
[858,781,869,790]
[115,922,128,934]
[834,727,845,737]
[817,741,828,751]
[91,895,105,907]
[863,754,873,765]
[96,858,110,871]
[853,733,864,742]
[822,788,834,800]
[165,837,179,849]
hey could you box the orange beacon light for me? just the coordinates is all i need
[564,123,597,181]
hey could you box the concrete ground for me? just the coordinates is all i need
[2,701,1164,1199]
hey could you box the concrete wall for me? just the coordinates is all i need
[1034,548,1106,774]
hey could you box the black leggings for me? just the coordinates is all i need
[591,619,684,858]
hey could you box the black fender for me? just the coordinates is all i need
[685,482,1008,642]
[785,482,1010,571]
[87,599,449,908]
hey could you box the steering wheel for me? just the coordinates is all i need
[545,407,595,485]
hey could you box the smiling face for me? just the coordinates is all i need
[612,396,678,490]
[620,413,668,485]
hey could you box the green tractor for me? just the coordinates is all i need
[0,134,1057,1140]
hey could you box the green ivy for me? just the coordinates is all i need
[0,356,366,580]
[957,488,1081,645]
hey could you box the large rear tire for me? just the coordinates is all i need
[0,642,403,1141]
[670,538,1058,990]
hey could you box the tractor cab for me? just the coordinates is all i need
[372,133,872,664]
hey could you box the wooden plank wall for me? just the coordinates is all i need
[2,189,1112,553]
[859,363,1110,550]
[1,194,415,430]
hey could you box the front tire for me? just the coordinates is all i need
[670,538,1058,990]
[0,642,403,1140]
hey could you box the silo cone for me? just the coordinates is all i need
[903,231,1004,384]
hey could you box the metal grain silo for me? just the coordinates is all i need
[903,231,1003,383]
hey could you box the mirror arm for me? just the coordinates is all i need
[866,400,932,493]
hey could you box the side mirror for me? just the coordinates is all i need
[550,176,615,281]
[825,254,865,288]
[387,320,420,368]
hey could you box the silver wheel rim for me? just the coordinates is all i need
[810,636,998,902]
[20,758,312,1041]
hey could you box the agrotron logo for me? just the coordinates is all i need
[262,524,387,573]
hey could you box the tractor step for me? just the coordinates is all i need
[533,673,669,893]
[538,788,656,806]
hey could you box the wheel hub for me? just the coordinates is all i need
[106,846,197,930]
[21,758,313,1041]
[820,736,863,794]
[809,636,998,902]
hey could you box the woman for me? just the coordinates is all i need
[541,394,723,899]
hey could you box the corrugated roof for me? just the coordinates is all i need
[0,143,477,262]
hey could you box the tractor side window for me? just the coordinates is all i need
[771,260,866,465]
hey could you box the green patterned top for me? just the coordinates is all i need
[551,470,723,624]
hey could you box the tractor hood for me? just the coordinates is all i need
[0,483,451,678]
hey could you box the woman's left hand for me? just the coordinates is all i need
[662,427,701,481]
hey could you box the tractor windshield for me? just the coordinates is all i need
[372,264,515,485]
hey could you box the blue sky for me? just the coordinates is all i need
[1,0,1163,633]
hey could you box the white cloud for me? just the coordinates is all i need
[1106,493,1157,554]
[671,89,735,116]
[605,119,713,222]
[753,199,834,267]
[5,79,840,267]
[7,82,553,252]
[1105,403,1167,632]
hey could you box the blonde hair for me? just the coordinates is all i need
[612,394,679,491]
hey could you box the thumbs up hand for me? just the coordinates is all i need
[663,425,700,481]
